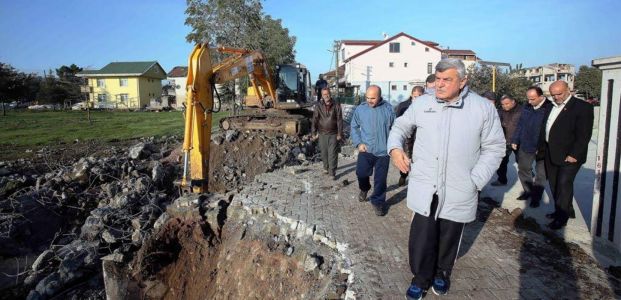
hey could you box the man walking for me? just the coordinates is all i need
[312,88,343,180]
[395,86,424,186]
[351,85,395,216]
[511,87,552,208]
[541,80,594,230]
[491,95,523,186]
[388,59,505,299]
[315,74,328,101]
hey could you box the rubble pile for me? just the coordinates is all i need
[0,138,180,299]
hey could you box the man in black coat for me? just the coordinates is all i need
[394,85,424,186]
[539,80,594,230]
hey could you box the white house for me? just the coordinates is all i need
[591,55,621,251]
[166,66,188,107]
[517,63,576,95]
[339,32,442,104]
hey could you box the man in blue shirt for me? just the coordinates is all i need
[350,85,395,216]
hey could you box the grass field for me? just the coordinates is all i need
[0,110,228,147]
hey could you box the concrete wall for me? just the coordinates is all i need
[592,56,621,251]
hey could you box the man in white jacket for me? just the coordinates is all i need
[387,58,505,299]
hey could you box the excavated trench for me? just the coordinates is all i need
[115,194,350,300]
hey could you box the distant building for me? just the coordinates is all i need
[166,66,189,108]
[591,55,621,251]
[442,49,479,70]
[517,63,576,95]
[78,61,166,109]
[337,32,443,103]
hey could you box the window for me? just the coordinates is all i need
[120,94,128,102]
[119,78,128,87]
[425,47,429,52]
[411,41,416,46]
[97,79,105,87]
[389,42,400,53]
[341,48,345,60]
[427,63,433,74]
[389,62,394,67]
[403,85,407,91]
[545,75,555,82]
[97,94,106,102]
[404,62,408,67]
[558,74,567,81]
[391,85,397,91]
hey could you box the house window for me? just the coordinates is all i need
[120,94,128,102]
[389,62,394,67]
[341,48,345,61]
[97,79,105,87]
[404,62,408,67]
[391,85,397,91]
[403,85,407,91]
[119,78,128,87]
[97,94,106,102]
[427,63,433,74]
[425,47,429,52]
[411,41,416,46]
[545,75,555,82]
[389,42,400,53]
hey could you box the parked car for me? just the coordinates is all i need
[586,97,600,106]
[71,102,87,110]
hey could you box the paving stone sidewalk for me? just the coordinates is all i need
[234,156,619,299]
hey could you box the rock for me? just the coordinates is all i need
[0,167,11,176]
[35,272,61,298]
[291,147,302,157]
[131,229,144,245]
[144,280,168,299]
[304,254,321,272]
[340,145,355,157]
[103,260,129,300]
[110,194,129,208]
[62,161,90,184]
[129,143,149,159]
[80,216,104,241]
[285,246,294,256]
[211,133,225,145]
[101,253,125,263]
[102,182,120,198]
[151,161,165,184]
[225,129,239,143]
[32,250,55,272]
[102,229,123,244]
[297,153,307,161]
[153,212,169,230]
[0,177,21,197]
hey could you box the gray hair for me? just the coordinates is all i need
[435,58,466,79]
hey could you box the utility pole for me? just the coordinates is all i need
[334,40,341,99]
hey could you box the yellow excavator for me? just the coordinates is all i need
[180,44,313,193]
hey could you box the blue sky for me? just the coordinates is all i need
[1,0,620,80]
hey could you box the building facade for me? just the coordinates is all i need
[442,49,479,71]
[591,55,621,251]
[518,63,575,95]
[78,61,166,109]
[339,32,442,104]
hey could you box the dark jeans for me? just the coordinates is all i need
[545,156,580,224]
[517,149,546,202]
[356,152,390,206]
[496,144,519,184]
[318,133,338,176]
[409,195,465,289]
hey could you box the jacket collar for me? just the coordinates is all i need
[435,86,469,109]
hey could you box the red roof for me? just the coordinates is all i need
[442,49,477,56]
[167,66,188,77]
[344,32,442,63]
[341,40,381,46]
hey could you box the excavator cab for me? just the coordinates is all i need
[274,64,312,109]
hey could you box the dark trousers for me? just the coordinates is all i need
[545,154,580,224]
[496,144,519,184]
[318,133,338,176]
[409,195,465,289]
[356,152,390,206]
[517,149,546,202]
[399,138,414,179]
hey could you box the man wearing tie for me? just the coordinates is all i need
[541,80,594,230]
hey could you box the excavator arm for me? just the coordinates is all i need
[180,44,277,193]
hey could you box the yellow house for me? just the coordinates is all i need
[77,61,166,109]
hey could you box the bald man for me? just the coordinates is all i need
[539,80,594,230]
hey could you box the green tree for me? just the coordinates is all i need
[575,65,602,99]
[468,65,533,103]
[258,16,296,67]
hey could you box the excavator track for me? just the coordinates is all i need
[219,110,310,136]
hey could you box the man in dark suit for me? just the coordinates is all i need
[540,80,594,230]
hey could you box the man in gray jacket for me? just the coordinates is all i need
[388,58,505,299]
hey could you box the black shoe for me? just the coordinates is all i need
[569,209,576,219]
[358,190,369,202]
[529,200,540,208]
[398,176,406,187]
[548,219,566,230]
[516,192,530,200]
[491,180,507,186]
[373,204,387,216]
